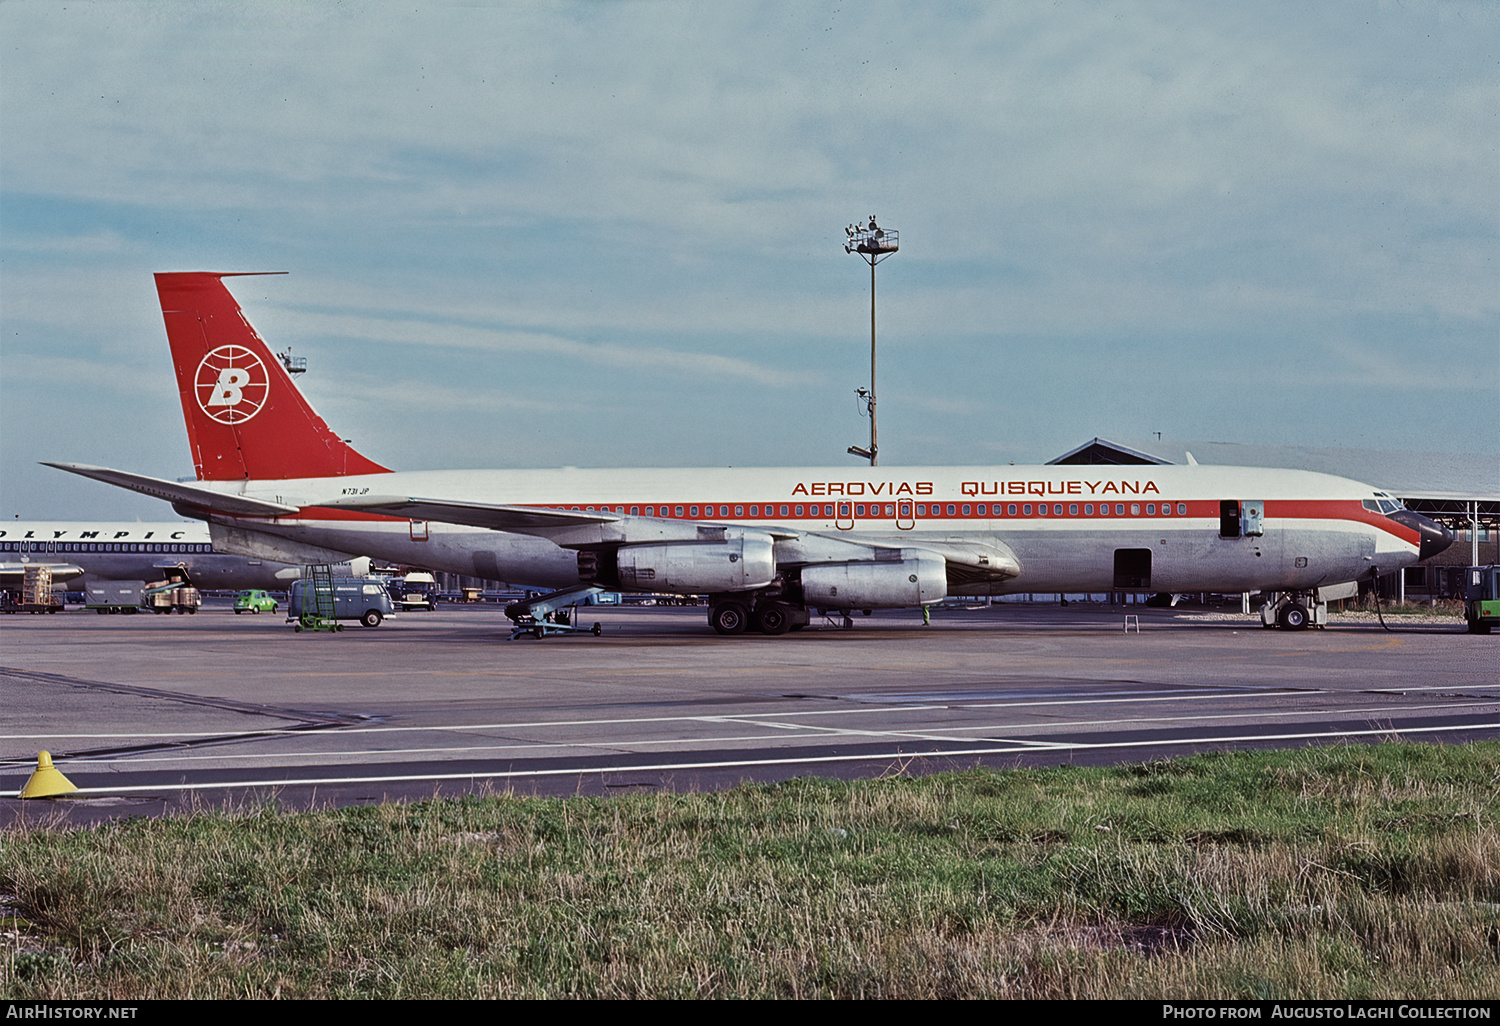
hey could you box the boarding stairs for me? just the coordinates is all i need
[296,563,342,632]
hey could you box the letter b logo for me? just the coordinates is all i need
[195,346,269,424]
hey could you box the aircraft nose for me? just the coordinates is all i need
[1390,510,1455,561]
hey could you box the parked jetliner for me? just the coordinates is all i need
[46,272,1453,635]
[0,521,366,594]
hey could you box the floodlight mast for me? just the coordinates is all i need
[843,215,898,466]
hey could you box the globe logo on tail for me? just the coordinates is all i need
[195,345,269,424]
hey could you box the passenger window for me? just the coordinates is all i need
[1177,503,1186,515]
[1023,504,1032,516]
[735,505,743,516]
[946,504,956,516]
[1130,504,1140,516]
[1069,504,1078,515]
[1146,503,1155,515]
[780,505,789,516]
[795,505,804,516]
[1085,504,1093,515]
[1038,504,1048,516]
[1115,504,1125,515]
[916,504,926,516]
[675,506,684,517]
[1007,504,1017,515]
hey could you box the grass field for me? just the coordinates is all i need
[3,742,1498,999]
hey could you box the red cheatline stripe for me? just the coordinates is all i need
[282,497,1415,543]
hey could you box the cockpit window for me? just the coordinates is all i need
[1363,497,1406,514]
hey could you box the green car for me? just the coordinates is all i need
[234,590,279,615]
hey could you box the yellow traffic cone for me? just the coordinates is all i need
[20,751,78,799]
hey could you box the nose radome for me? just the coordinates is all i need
[1390,510,1455,561]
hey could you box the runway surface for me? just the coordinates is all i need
[3,601,1496,824]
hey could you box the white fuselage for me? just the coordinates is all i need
[185,463,1422,596]
[0,522,340,592]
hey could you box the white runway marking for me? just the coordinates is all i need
[64,719,1500,796]
[11,693,1494,772]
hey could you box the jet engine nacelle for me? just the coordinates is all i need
[801,555,947,609]
[616,530,776,593]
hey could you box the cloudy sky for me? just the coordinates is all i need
[3,1,1495,519]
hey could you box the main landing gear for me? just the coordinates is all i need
[708,596,810,636]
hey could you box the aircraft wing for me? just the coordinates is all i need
[313,495,620,532]
[314,495,802,547]
[315,495,1017,581]
[41,463,301,518]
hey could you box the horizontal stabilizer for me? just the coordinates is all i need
[41,462,301,517]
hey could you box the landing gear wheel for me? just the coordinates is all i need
[361,609,383,628]
[591,622,602,636]
[710,600,750,635]
[1277,603,1309,630]
[755,604,791,636]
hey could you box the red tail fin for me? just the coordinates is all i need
[155,272,389,481]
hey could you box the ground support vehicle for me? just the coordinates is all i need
[1,566,64,612]
[505,586,604,639]
[288,576,395,629]
[144,580,200,614]
[393,571,438,611]
[85,581,143,613]
[234,589,279,614]
[1463,565,1499,634]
